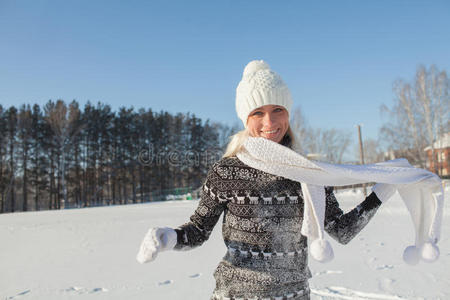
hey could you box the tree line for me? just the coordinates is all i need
[0,100,236,213]
[2,65,447,214]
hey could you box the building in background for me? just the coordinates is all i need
[424,133,450,176]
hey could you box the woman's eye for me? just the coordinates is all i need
[252,111,263,116]
[274,108,283,112]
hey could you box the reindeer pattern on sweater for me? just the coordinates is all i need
[174,157,382,300]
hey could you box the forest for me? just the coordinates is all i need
[0,100,235,213]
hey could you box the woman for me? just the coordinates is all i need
[137,60,395,300]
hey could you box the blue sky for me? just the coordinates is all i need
[1,0,449,147]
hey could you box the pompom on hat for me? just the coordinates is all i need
[235,60,293,127]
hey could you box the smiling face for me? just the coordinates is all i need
[246,105,290,143]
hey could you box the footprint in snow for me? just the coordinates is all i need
[189,273,202,278]
[90,287,109,293]
[7,290,31,299]
[63,286,86,293]
[63,286,108,294]
[376,264,394,270]
[158,280,173,286]
[17,290,31,296]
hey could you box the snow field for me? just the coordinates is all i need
[1,187,449,299]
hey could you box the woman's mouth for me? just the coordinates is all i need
[262,129,279,134]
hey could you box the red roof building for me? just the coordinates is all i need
[424,133,450,176]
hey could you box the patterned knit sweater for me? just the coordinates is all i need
[174,156,381,300]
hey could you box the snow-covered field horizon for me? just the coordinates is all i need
[1,187,449,300]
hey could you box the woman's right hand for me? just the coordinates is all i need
[136,227,177,264]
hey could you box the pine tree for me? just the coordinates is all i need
[17,105,33,211]
[29,104,48,211]
[0,105,7,213]
[6,107,18,212]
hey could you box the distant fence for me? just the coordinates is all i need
[63,186,201,209]
[146,186,201,202]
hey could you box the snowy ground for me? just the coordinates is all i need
[1,187,449,300]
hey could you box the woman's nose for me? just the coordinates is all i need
[262,113,274,126]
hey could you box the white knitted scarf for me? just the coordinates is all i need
[236,137,444,265]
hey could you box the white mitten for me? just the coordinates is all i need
[372,183,397,203]
[136,227,177,264]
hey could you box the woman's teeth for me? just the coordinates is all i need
[263,129,278,134]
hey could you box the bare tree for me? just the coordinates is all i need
[44,100,83,209]
[355,138,384,164]
[212,121,241,151]
[290,107,310,154]
[380,65,449,169]
[290,107,352,163]
[381,80,426,167]
[416,65,450,173]
[319,128,352,163]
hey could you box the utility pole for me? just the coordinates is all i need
[357,124,367,197]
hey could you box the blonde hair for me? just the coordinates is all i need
[223,126,301,158]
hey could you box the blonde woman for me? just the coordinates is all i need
[137,60,394,300]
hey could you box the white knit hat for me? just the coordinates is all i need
[236,60,293,127]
